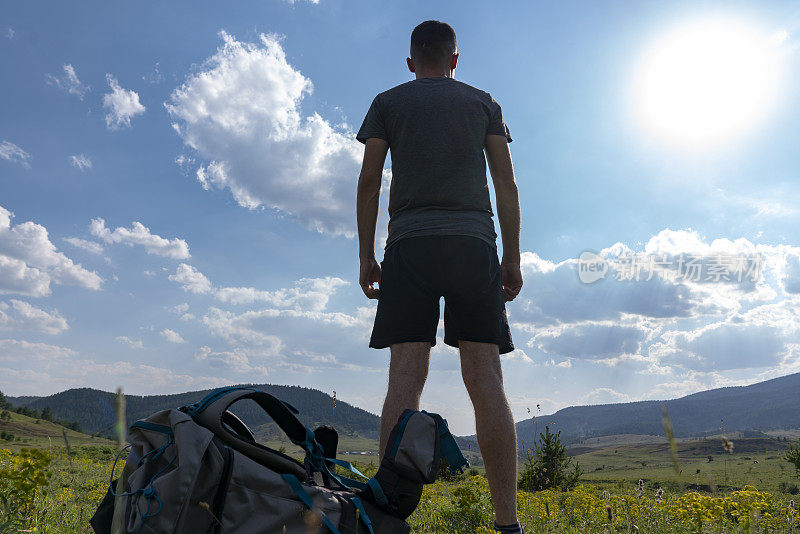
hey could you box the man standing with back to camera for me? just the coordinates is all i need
[356,20,524,533]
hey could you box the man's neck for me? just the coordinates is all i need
[414,70,453,80]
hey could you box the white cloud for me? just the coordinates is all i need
[202,307,288,346]
[160,328,187,344]
[167,302,195,321]
[0,300,68,335]
[90,218,190,259]
[116,336,144,349]
[511,257,700,328]
[0,205,103,297]
[63,237,104,256]
[501,348,534,364]
[583,387,631,405]
[169,264,212,294]
[0,256,50,297]
[5,28,13,39]
[170,303,189,314]
[0,339,222,396]
[195,345,253,369]
[216,277,348,310]
[45,64,89,100]
[651,305,795,372]
[781,248,800,294]
[0,140,31,168]
[142,62,164,84]
[166,31,362,236]
[0,338,76,363]
[508,229,800,380]
[69,154,92,171]
[202,306,364,349]
[511,228,789,331]
[169,263,348,311]
[103,74,145,129]
[530,322,648,360]
[194,345,272,375]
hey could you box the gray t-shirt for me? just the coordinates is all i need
[356,77,512,250]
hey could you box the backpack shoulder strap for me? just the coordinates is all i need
[183,387,307,478]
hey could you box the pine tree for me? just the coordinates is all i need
[518,426,582,491]
[786,437,800,477]
[40,406,53,422]
[0,390,9,410]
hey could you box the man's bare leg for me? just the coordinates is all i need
[460,340,518,526]
[379,341,431,458]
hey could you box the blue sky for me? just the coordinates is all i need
[1,0,799,434]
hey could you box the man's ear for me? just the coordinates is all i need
[451,53,459,71]
[406,57,415,73]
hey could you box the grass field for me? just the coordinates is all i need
[2,411,800,533]
[0,410,113,451]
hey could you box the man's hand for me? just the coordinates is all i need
[501,261,523,301]
[359,257,382,299]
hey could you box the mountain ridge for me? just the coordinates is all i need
[503,372,800,449]
[8,384,381,439]
[7,372,799,447]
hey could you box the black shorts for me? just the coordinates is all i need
[369,235,514,354]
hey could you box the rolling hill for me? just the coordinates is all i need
[506,372,800,450]
[8,384,380,439]
[7,372,800,452]
[0,409,113,450]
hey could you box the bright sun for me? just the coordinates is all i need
[636,18,782,145]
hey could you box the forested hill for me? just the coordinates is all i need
[7,384,380,439]
[511,372,800,448]
[9,371,800,447]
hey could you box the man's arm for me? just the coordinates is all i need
[357,137,389,299]
[485,134,523,301]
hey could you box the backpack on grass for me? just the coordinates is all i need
[90,386,468,533]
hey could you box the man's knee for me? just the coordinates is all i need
[462,367,503,398]
[388,341,430,390]
[459,340,504,394]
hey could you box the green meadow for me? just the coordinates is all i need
[2,411,799,533]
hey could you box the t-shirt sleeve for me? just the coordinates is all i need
[487,97,513,143]
[356,95,388,144]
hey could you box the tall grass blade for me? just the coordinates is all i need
[662,406,680,476]
[111,387,126,534]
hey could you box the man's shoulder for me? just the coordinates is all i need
[376,78,494,102]
[374,80,417,100]
[449,78,494,100]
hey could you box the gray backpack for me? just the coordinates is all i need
[90,386,468,533]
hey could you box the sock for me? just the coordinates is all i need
[493,520,523,533]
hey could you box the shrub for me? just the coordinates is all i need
[0,448,52,529]
[518,426,582,491]
[786,437,800,476]
[437,457,466,482]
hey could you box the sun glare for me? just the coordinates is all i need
[636,18,782,145]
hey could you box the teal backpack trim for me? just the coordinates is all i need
[350,496,375,534]
[183,386,254,417]
[423,411,470,475]
[388,410,415,460]
[281,474,341,534]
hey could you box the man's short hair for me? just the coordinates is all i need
[410,21,456,69]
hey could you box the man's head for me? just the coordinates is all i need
[408,20,458,77]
